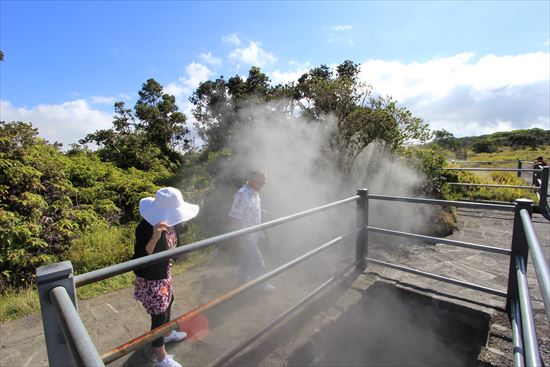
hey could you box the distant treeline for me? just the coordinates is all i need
[431,128,549,154]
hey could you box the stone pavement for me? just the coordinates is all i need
[1,207,548,366]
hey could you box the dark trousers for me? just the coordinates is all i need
[151,297,173,348]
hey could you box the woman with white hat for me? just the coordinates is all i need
[132,187,199,367]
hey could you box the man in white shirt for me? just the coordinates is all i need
[228,170,274,291]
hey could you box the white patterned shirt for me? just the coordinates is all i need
[228,184,263,242]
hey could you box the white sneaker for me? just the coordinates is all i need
[155,354,182,367]
[164,330,187,343]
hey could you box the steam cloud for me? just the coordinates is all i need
[212,102,439,264]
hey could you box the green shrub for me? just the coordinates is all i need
[68,223,135,274]
[446,169,537,202]
[0,121,162,290]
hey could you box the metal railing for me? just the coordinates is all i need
[442,162,549,212]
[36,191,549,367]
[364,195,548,367]
[36,195,360,366]
[450,159,526,178]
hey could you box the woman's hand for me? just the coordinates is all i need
[152,221,169,240]
[146,221,169,254]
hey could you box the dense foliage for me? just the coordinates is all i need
[0,121,162,289]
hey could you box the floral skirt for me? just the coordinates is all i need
[134,276,173,315]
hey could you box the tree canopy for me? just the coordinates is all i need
[81,79,191,170]
[191,60,431,171]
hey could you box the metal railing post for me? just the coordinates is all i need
[539,166,548,212]
[506,199,534,315]
[356,189,368,272]
[37,261,78,367]
[517,160,522,178]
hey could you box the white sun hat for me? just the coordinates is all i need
[139,187,199,226]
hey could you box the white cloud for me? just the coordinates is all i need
[222,33,241,46]
[269,61,312,84]
[199,52,222,66]
[329,24,352,32]
[91,96,116,104]
[228,41,277,67]
[91,93,132,105]
[165,62,214,100]
[0,99,112,147]
[358,52,550,136]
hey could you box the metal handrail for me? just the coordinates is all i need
[50,286,105,367]
[510,299,525,367]
[75,195,359,287]
[367,194,515,211]
[102,230,358,364]
[515,256,542,366]
[38,192,548,367]
[366,257,507,297]
[449,183,539,190]
[367,226,511,255]
[451,160,529,164]
[443,168,541,172]
[520,209,550,320]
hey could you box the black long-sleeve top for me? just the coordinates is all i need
[132,219,182,280]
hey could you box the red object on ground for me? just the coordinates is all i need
[177,313,209,342]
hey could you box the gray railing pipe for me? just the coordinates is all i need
[443,168,540,172]
[367,194,515,211]
[520,209,550,320]
[367,226,511,255]
[50,286,105,367]
[510,299,525,367]
[75,195,359,287]
[506,199,533,314]
[366,257,507,297]
[451,160,528,164]
[449,183,539,190]
[515,256,542,367]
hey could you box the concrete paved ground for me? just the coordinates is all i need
[1,207,548,367]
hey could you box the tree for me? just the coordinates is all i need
[190,60,431,171]
[432,129,459,151]
[190,67,274,152]
[293,61,365,124]
[472,139,497,153]
[135,79,190,153]
[82,79,191,170]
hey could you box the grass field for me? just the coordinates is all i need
[445,147,548,203]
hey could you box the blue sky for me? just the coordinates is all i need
[1,1,549,146]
